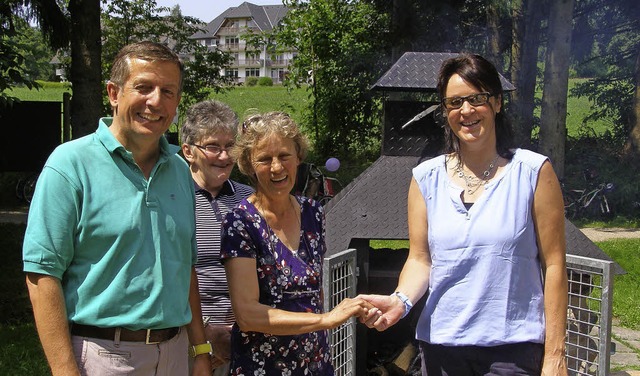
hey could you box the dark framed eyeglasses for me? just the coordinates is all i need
[443,92,493,110]
[191,143,233,157]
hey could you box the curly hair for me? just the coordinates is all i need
[232,112,309,186]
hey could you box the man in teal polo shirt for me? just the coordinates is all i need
[23,41,211,375]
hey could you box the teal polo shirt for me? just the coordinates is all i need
[23,118,197,330]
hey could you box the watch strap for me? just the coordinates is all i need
[189,341,213,358]
[392,291,414,318]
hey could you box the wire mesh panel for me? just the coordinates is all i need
[323,248,357,376]
[565,254,614,376]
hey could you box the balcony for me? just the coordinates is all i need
[217,26,261,36]
[219,43,245,51]
[229,59,263,68]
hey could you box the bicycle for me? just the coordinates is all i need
[562,181,614,220]
[15,173,39,204]
[294,160,342,206]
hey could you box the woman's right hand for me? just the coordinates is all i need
[323,298,373,329]
[356,294,404,331]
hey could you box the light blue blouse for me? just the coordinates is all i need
[413,148,548,346]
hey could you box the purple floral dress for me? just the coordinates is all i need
[221,196,334,376]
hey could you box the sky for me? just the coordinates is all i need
[155,0,282,24]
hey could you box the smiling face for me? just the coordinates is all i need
[107,58,181,145]
[445,73,501,151]
[183,131,235,193]
[250,134,300,199]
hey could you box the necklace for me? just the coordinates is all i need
[454,154,499,195]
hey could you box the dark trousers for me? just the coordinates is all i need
[419,341,544,376]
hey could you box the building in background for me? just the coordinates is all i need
[190,2,293,84]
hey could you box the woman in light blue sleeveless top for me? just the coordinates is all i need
[359,54,568,376]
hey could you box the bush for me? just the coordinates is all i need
[257,77,273,86]
[245,77,258,87]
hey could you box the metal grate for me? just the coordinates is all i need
[323,248,357,376]
[324,251,614,375]
[566,254,614,375]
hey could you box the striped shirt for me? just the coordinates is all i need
[194,179,253,324]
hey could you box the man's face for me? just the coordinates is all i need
[107,58,181,141]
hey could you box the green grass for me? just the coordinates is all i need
[7,81,72,102]
[0,223,49,374]
[531,78,611,137]
[209,85,310,124]
[596,238,640,329]
[11,79,608,141]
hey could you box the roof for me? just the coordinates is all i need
[371,52,516,92]
[191,2,288,39]
[324,155,625,275]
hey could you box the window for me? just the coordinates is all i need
[225,69,238,78]
[246,68,260,77]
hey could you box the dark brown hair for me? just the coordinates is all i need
[437,53,514,159]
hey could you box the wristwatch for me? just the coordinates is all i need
[392,291,414,318]
[189,341,213,358]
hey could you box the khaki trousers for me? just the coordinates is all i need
[72,326,189,375]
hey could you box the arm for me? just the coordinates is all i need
[225,257,369,335]
[26,273,80,376]
[186,268,212,375]
[360,177,432,330]
[533,161,569,376]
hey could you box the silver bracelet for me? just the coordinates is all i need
[392,291,413,318]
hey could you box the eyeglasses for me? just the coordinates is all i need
[191,143,233,157]
[442,92,492,110]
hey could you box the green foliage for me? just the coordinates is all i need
[245,76,259,87]
[569,0,640,146]
[0,9,41,107]
[278,0,389,166]
[597,239,640,329]
[100,0,233,120]
[257,76,273,86]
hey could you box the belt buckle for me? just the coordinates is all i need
[145,329,160,345]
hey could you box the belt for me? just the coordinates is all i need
[71,323,180,344]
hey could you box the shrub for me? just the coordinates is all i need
[245,77,258,87]
[257,77,273,86]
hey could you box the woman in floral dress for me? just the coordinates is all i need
[221,112,370,375]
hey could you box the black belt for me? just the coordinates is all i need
[71,323,180,344]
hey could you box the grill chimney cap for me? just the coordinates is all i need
[371,52,516,93]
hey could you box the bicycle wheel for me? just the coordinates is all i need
[23,174,39,204]
[15,177,26,201]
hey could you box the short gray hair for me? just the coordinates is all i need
[180,100,238,145]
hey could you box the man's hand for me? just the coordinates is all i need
[204,324,232,368]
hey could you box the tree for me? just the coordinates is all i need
[510,0,545,148]
[21,0,103,138]
[1,1,41,107]
[570,0,640,160]
[278,0,390,164]
[539,0,575,178]
[101,0,232,120]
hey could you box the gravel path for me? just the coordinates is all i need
[580,227,640,242]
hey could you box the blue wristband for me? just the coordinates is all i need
[392,291,413,318]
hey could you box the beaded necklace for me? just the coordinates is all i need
[454,154,499,195]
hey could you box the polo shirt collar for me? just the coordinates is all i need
[194,179,235,198]
[97,117,180,160]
